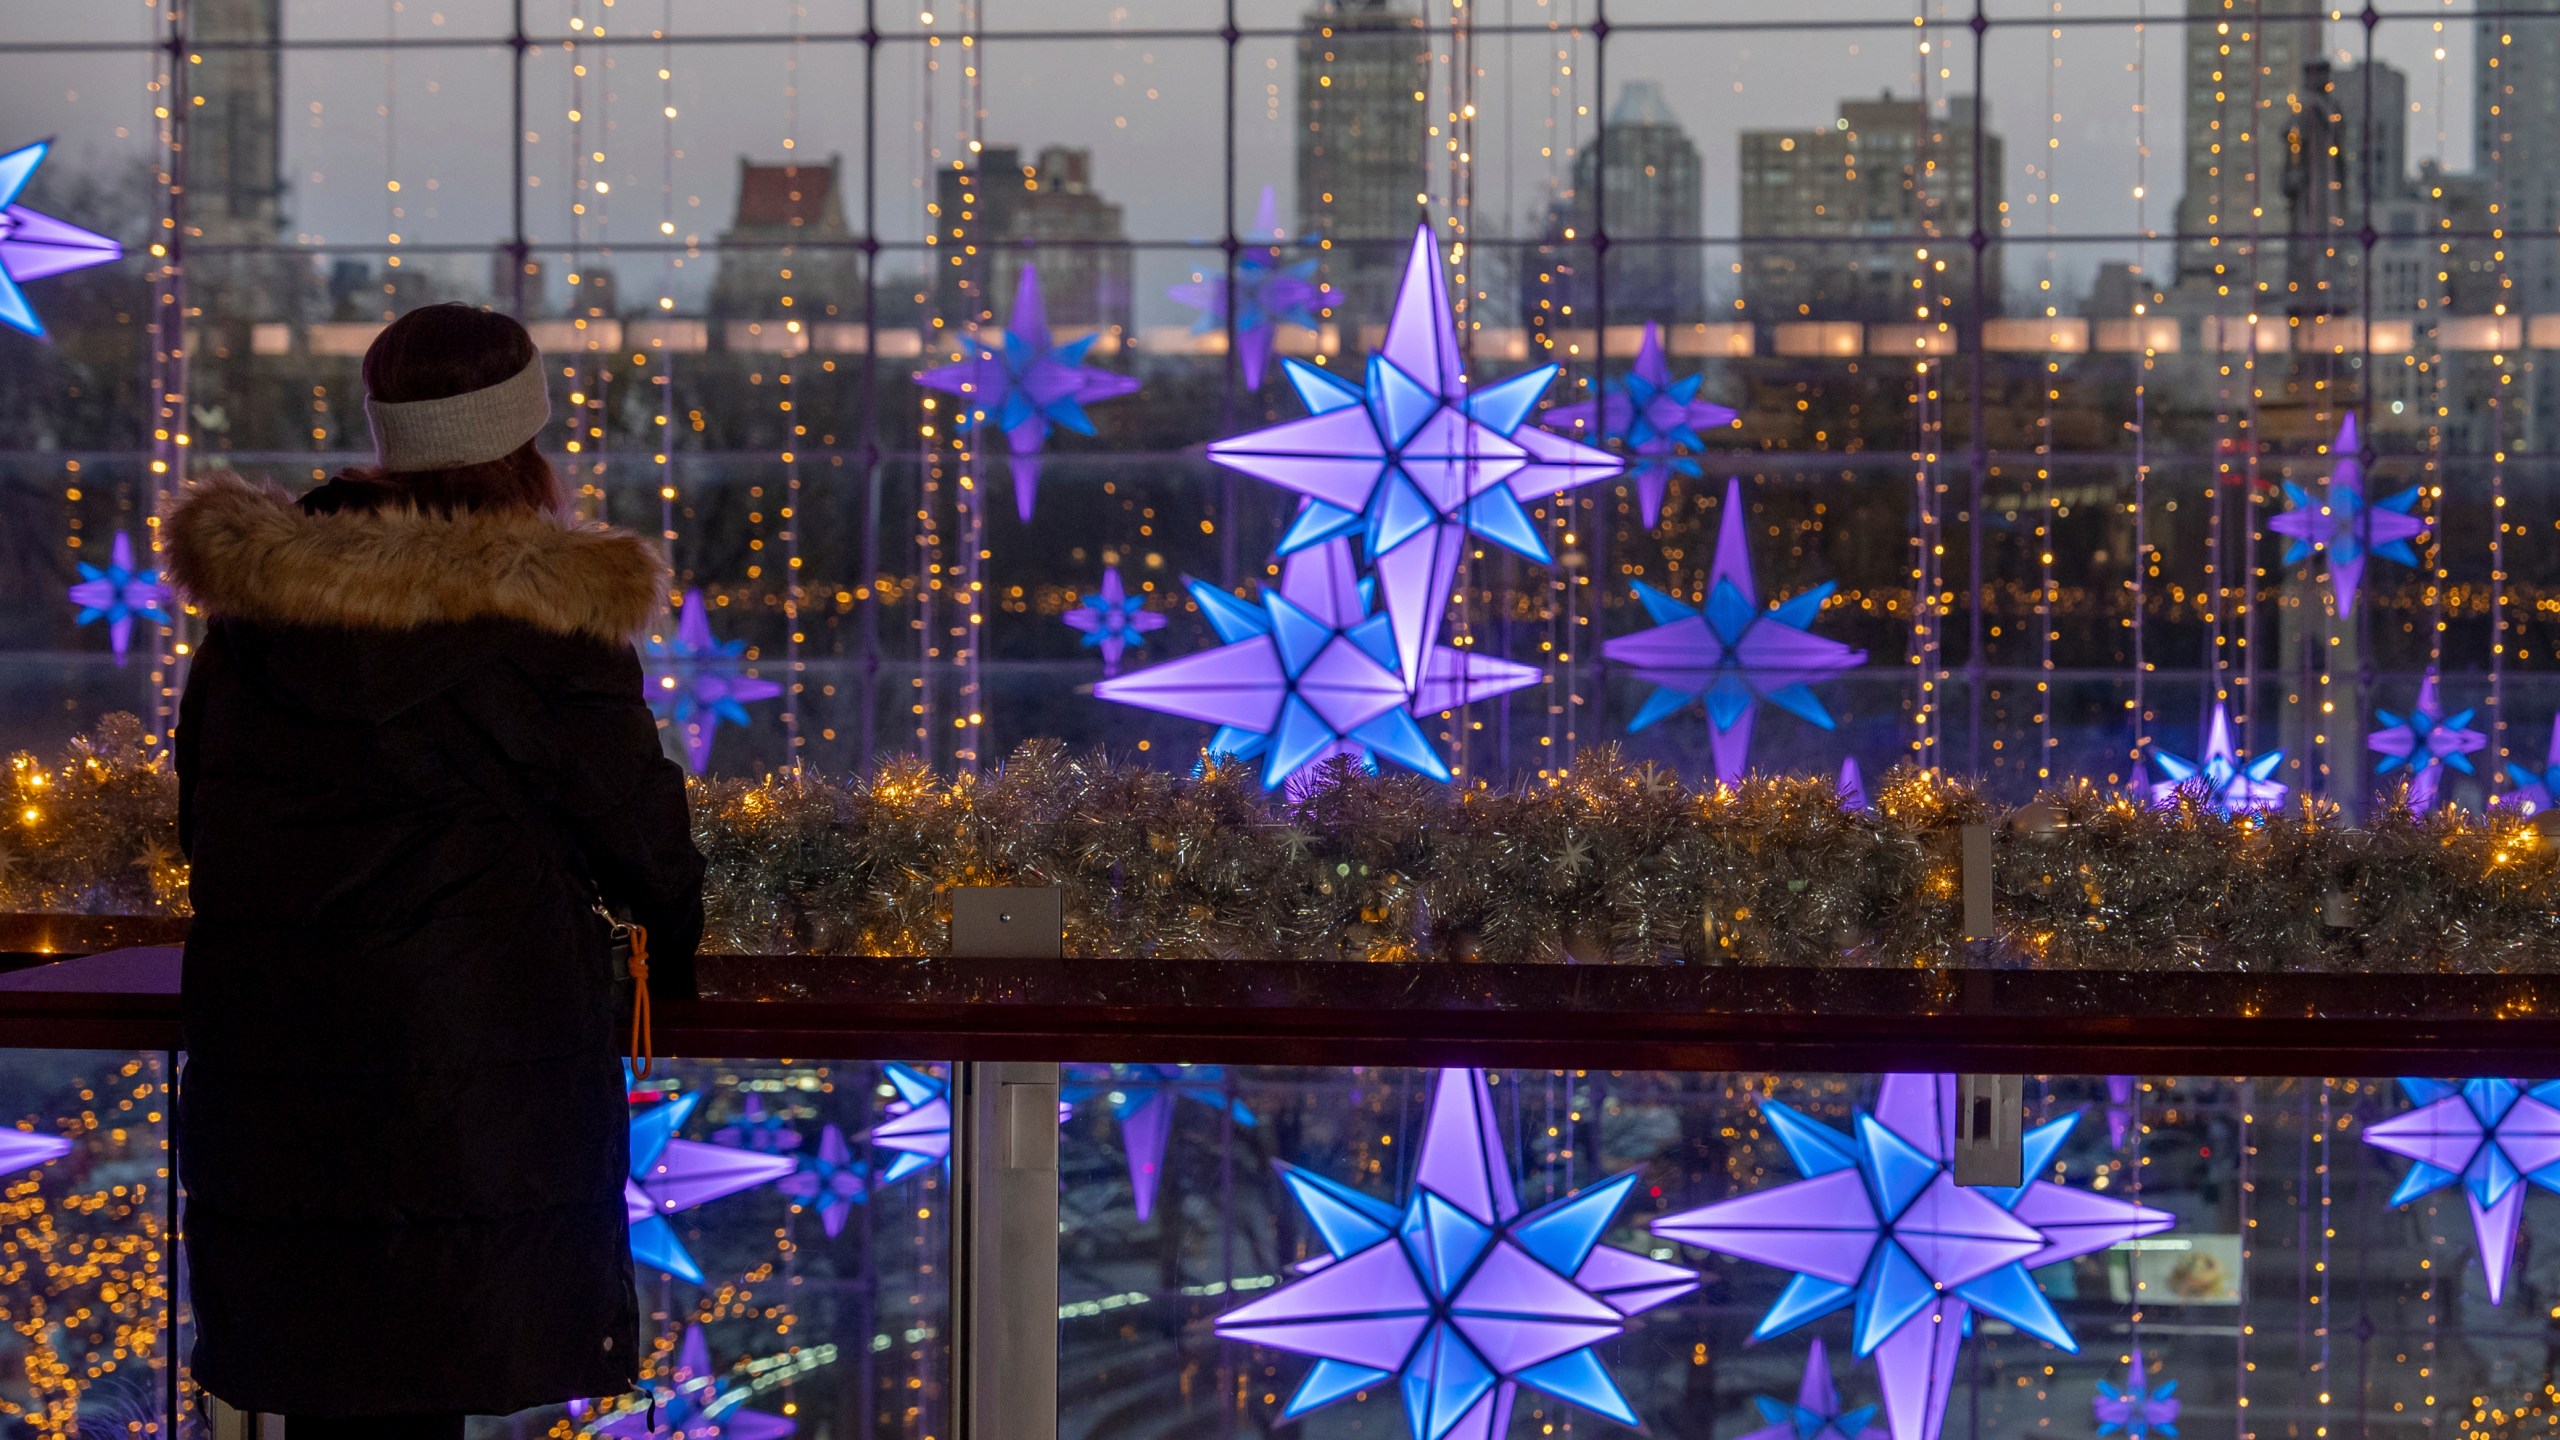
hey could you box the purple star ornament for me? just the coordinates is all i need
[2364,1078,2560,1305]
[1095,539,1538,791]
[1207,224,1621,684]
[1545,321,1739,530]
[596,1324,795,1440]
[710,1094,804,1156]
[0,1128,70,1175]
[2369,670,2486,815]
[2092,1345,2181,1440]
[1063,567,1166,676]
[2105,1077,2136,1152]
[66,531,171,661]
[1601,478,1865,782]
[1651,1074,2174,1440]
[2501,716,2560,815]
[646,588,784,776]
[865,1062,951,1185]
[1836,757,1870,812]
[1169,185,1332,392]
[0,140,123,339]
[778,1123,868,1238]
[627,1092,799,1284]
[918,264,1141,522]
[1738,1339,1887,1440]
[2147,703,2287,816]
[1062,1064,1257,1223]
[1217,1068,1697,1440]
[2267,415,2423,618]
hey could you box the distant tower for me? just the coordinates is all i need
[710,157,859,323]
[1524,82,1706,337]
[935,145,1132,338]
[2169,0,2323,308]
[189,0,285,251]
[1295,0,1427,330]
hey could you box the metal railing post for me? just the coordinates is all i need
[949,1060,1060,1440]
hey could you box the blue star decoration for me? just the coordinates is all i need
[1061,1063,1257,1222]
[626,1088,797,1284]
[1652,1075,2174,1440]
[2147,702,2287,816]
[66,530,171,661]
[1215,1068,1697,1440]
[916,263,1141,522]
[1737,1338,1886,1440]
[645,588,784,775]
[0,139,124,339]
[2363,1078,2560,1306]
[864,1062,952,1185]
[2093,1344,2181,1440]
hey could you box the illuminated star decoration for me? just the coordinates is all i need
[1095,538,1538,791]
[2362,1077,2560,1306]
[1651,1074,2175,1440]
[0,139,124,339]
[778,1124,867,1238]
[865,1062,952,1186]
[2500,716,2560,815]
[2369,669,2486,815]
[1740,1339,1886,1440]
[1600,478,1865,782]
[709,1094,803,1155]
[1545,320,1738,530]
[0,1128,71,1174]
[628,1092,798,1285]
[2147,702,2287,816]
[917,263,1140,522]
[66,531,170,661]
[1207,223,1622,683]
[646,588,784,776]
[2093,1344,2181,1440]
[1062,1064,1257,1223]
[2105,1076,2137,1152]
[1062,566,1165,676]
[595,1324,795,1440]
[1836,758,1869,812]
[2267,415,2422,618]
[1217,1068,1697,1440]
[1168,185,1332,392]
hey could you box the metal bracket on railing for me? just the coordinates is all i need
[950,1060,1061,1440]
[204,1396,282,1440]
[1953,1073,2025,1187]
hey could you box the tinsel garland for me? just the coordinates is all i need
[9,715,2558,970]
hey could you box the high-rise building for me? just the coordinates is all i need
[710,158,861,322]
[931,145,1132,338]
[1738,91,2004,324]
[1295,0,1427,328]
[2284,59,2427,317]
[2167,0,2323,309]
[1521,82,1707,339]
[2477,0,2560,447]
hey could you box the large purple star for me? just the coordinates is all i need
[1600,477,1865,782]
[65,531,171,661]
[1168,186,1332,392]
[627,1092,799,1285]
[2093,1344,2181,1440]
[594,1324,795,1440]
[2363,1078,2560,1305]
[645,588,784,776]
[2370,669,2485,815]
[1217,1068,1696,1440]
[2501,716,2560,815]
[1094,538,1539,791]
[1739,1338,1886,1440]
[2147,702,2287,816]
[0,139,123,339]
[1206,224,1621,684]
[1545,320,1739,530]
[1651,1074,2174,1440]
[2267,415,2423,618]
[917,264,1141,522]
[1062,566,1165,677]
[0,1128,70,1175]
[1062,1064,1256,1223]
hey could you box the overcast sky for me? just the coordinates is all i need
[0,0,2485,321]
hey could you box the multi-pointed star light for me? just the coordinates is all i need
[1738,1339,1886,1440]
[628,1092,799,1284]
[865,1062,952,1186]
[1095,538,1539,790]
[1216,1068,1697,1440]
[646,589,784,776]
[595,1324,795,1440]
[917,264,1141,522]
[2268,415,2423,618]
[1651,1074,2175,1440]
[2502,717,2560,815]
[1206,224,1622,684]
[2363,1077,2560,1305]
[66,531,170,660]
[709,1094,804,1156]
[1062,566,1165,676]
[2093,1345,2181,1440]
[778,1124,867,1238]
[1600,478,1865,782]
[2370,670,2486,815]
[1836,758,1870,812]
[1062,1064,1257,1223]
[1544,320,1739,530]
[2147,703,2288,816]
[1168,186,1332,392]
[0,140,123,339]
[0,1128,70,1175]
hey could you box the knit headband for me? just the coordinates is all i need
[364,356,551,472]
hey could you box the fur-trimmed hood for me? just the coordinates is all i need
[165,471,666,643]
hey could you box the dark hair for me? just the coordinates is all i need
[341,303,562,516]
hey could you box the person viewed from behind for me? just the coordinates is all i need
[167,303,703,1439]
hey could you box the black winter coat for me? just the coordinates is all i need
[167,473,705,1417]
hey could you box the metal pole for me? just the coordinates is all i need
[949,1060,1060,1440]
